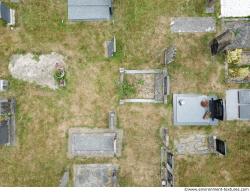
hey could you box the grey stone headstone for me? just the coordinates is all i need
[109,111,116,130]
[163,46,176,65]
[105,36,116,57]
[239,90,250,104]
[0,2,15,25]
[239,105,250,119]
[0,80,8,91]
[205,0,215,13]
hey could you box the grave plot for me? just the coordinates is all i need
[9,52,66,90]
[68,128,123,158]
[173,94,224,126]
[170,17,216,33]
[222,20,250,50]
[119,68,170,104]
[225,49,250,83]
[68,111,122,158]
[73,164,119,187]
[211,21,250,83]
[174,133,226,156]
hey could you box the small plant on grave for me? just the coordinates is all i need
[54,67,66,87]
[229,67,249,78]
[226,49,242,65]
[137,79,145,85]
[32,52,41,62]
[0,115,7,122]
[0,113,11,122]
[233,28,241,37]
[118,80,136,98]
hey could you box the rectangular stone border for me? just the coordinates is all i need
[68,128,123,158]
[119,68,170,104]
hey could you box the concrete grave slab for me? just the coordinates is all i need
[173,94,219,126]
[68,0,113,21]
[170,17,216,33]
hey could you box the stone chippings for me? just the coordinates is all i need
[9,52,65,90]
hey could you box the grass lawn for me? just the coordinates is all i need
[0,0,249,186]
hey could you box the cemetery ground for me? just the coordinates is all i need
[0,0,249,187]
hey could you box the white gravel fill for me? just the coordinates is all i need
[221,0,250,17]
[9,52,65,90]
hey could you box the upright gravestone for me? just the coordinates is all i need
[0,80,8,92]
[105,36,116,57]
[162,46,176,65]
[205,0,215,14]
[109,111,117,130]
[0,2,15,25]
[210,29,235,55]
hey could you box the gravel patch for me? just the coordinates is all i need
[9,52,65,90]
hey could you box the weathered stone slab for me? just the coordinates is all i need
[174,134,210,155]
[170,17,216,33]
[74,164,119,187]
[223,20,250,49]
